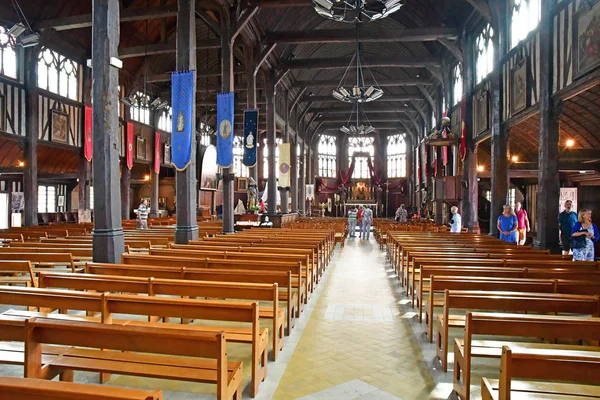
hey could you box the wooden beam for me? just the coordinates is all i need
[265,27,459,44]
[465,0,492,23]
[410,100,427,123]
[35,5,178,30]
[148,66,244,81]
[254,43,277,76]
[232,6,258,42]
[310,105,416,114]
[195,8,220,35]
[321,122,403,130]
[275,69,291,87]
[281,56,442,70]
[417,85,436,110]
[438,38,463,63]
[320,117,411,123]
[118,39,221,58]
[246,0,310,8]
[301,94,423,103]
[295,78,433,88]
[290,87,307,111]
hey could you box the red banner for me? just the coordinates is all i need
[424,143,429,177]
[460,94,467,161]
[126,122,134,170]
[84,105,93,162]
[154,131,161,174]
[442,109,448,166]
[416,145,420,186]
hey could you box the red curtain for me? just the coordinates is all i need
[84,105,93,162]
[126,122,134,170]
[460,94,467,161]
[339,156,355,186]
[154,131,161,174]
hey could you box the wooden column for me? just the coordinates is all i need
[24,48,39,226]
[91,0,125,261]
[290,111,298,212]
[489,1,509,236]
[221,8,235,233]
[534,0,560,250]
[245,45,258,183]
[461,32,480,233]
[298,135,306,215]
[266,71,277,213]
[120,163,130,220]
[174,0,199,243]
[434,86,444,224]
[280,92,289,214]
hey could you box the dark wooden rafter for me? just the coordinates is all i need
[290,87,307,111]
[281,56,442,70]
[243,0,311,8]
[300,94,423,103]
[438,38,463,63]
[310,106,416,114]
[410,100,427,122]
[232,5,258,42]
[417,84,435,110]
[148,67,245,82]
[294,78,433,88]
[254,43,277,76]
[118,40,221,58]
[264,27,459,44]
[465,0,492,23]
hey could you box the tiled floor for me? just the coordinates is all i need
[0,235,496,399]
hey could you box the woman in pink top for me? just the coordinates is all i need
[514,202,530,246]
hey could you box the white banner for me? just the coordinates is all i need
[306,184,315,200]
[278,143,291,188]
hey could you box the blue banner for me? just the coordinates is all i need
[216,92,234,168]
[170,70,195,171]
[243,108,258,167]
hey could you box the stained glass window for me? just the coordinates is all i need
[348,136,374,179]
[387,134,407,178]
[317,135,337,178]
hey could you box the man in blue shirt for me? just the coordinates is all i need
[558,200,578,255]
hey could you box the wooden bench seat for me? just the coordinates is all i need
[0,376,163,400]
[0,253,76,273]
[481,346,600,400]
[454,313,600,400]
[0,286,266,397]
[2,316,243,400]
[436,290,600,372]
[0,260,37,287]
[38,271,285,361]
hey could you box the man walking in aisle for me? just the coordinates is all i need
[347,206,358,238]
[361,206,373,240]
[136,199,149,229]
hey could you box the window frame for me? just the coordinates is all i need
[348,136,374,179]
[475,24,494,84]
[386,134,407,178]
[317,134,337,178]
[0,26,18,80]
[37,48,81,101]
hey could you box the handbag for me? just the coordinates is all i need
[571,233,587,250]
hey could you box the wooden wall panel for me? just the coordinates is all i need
[0,78,26,136]
[37,93,82,147]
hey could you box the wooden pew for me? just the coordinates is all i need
[481,346,600,400]
[0,376,163,400]
[454,313,600,400]
[15,317,243,400]
[436,290,600,372]
[0,253,75,273]
[0,287,265,396]
[38,271,285,361]
[85,263,297,334]
[0,261,37,287]
[0,246,93,263]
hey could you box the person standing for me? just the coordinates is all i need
[449,206,462,233]
[357,206,364,238]
[396,205,407,222]
[559,200,578,255]
[514,202,531,245]
[497,205,518,243]
[347,207,358,238]
[571,209,599,262]
[136,199,149,229]
[361,206,373,240]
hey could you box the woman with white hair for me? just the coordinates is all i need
[449,206,462,233]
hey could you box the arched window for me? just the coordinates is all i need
[233,135,249,178]
[453,63,463,105]
[0,26,17,79]
[511,0,541,49]
[37,48,80,100]
[263,137,282,179]
[475,24,494,84]
[348,136,374,179]
[387,134,407,178]
[128,91,150,125]
[157,106,172,132]
[317,134,337,178]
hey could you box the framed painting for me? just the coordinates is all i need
[237,177,248,192]
[164,143,171,165]
[476,90,489,135]
[51,109,68,143]
[511,58,528,115]
[573,0,600,79]
[0,93,6,132]
[136,136,146,160]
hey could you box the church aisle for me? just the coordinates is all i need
[270,237,435,400]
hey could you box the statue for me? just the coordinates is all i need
[246,131,255,148]
[247,177,258,210]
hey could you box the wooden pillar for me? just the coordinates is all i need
[24,48,39,226]
[489,1,509,236]
[534,0,560,250]
[461,32,480,233]
[434,86,444,224]
[266,71,277,213]
[221,8,235,233]
[298,135,306,215]
[91,0,125,261]
[120,164,130,220]
[245,45,258,183]
[290,111,298,213]
[280,92,289,214]
[174,0,199,243]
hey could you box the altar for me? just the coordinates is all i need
[343,180,380,214]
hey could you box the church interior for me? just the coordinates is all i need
[0,0,598,399]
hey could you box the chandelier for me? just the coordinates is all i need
[332,25,383,103]
[313,0,404,23]
[340,103,376,136]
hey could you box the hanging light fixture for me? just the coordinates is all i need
[332,25,384,103]
[313,0,404,23]
[340,103,376,136]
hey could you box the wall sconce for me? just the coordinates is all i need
[144,174,150,181]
